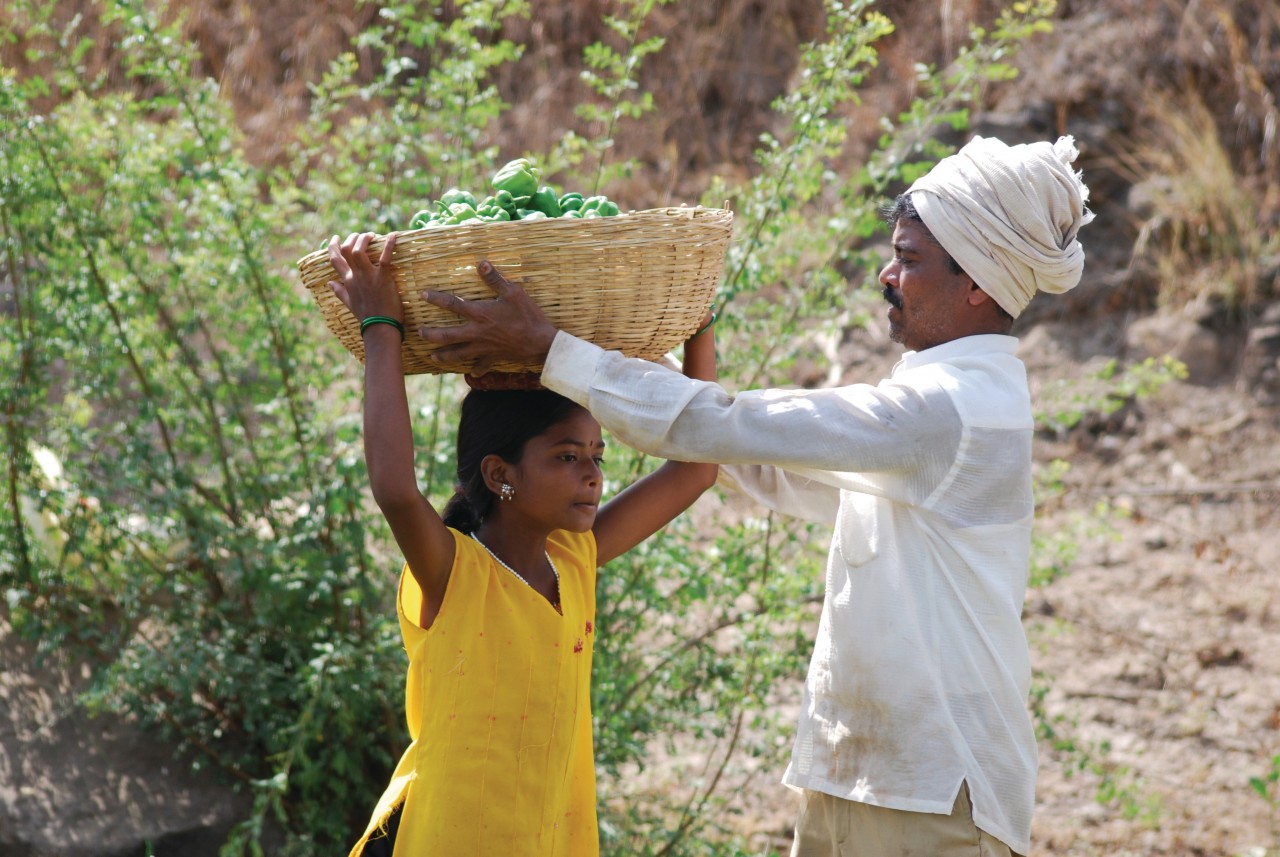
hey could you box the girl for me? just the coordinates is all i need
[328,231,719,856]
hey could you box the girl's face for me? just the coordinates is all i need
[504,408,605,533]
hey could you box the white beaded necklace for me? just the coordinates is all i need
[470,532,561,609]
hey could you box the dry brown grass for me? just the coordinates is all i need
[1165,0,1280,190]
[1099,0,1280,314]
[1120,88,1274,311]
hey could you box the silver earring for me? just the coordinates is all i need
[500,483,515,501]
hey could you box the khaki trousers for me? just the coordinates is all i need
[788,784,1023,857]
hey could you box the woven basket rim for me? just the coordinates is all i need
[296,205,733,265]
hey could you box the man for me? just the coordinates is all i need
[415,135,1093,856]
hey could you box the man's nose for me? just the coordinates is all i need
[878,260,896,285]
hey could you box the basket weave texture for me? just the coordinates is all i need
[297,206,733,375]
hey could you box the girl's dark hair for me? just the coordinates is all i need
[441,389,586,533]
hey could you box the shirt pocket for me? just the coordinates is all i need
[834,490,879,568]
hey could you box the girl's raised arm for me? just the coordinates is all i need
[592,310,719,565]
[330,233,455,623]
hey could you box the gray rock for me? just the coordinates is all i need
[1,615,263,857]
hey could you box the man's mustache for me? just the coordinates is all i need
[882,286,903,310]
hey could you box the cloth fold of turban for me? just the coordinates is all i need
[907,135,1094,319]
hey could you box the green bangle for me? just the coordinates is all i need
[360,315,405,341]
[690,310,717,339]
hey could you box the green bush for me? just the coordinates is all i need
[1,0,1061,853]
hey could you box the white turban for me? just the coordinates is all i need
[907,135,1094,318]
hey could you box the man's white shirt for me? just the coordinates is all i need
[542,331,1037,854]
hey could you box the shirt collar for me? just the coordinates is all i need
[892,333,1020,375]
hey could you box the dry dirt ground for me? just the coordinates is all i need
[1020,319,1280,857]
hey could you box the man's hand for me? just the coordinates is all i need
[419,260,559,375]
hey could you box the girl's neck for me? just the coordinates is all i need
[472,520,550,571]
[472,519,561,613]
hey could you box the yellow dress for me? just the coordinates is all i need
[350,527,599,857]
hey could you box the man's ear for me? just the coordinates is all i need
[966,280,995,308]
[968,283,1015,332]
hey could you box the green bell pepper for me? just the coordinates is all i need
[580,196,620,217]
[529,185,563,218]
[476,202,511,221]
[493,189,518,217]
[491,158,540,198]
[439,188,477,209]
[444,202,478,224]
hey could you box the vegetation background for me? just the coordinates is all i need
[1,1,1278,856]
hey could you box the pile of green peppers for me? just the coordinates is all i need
[407,159,621,229]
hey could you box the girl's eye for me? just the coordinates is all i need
[592,456,605,466]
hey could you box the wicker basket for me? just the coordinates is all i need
[297,205,733,375]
